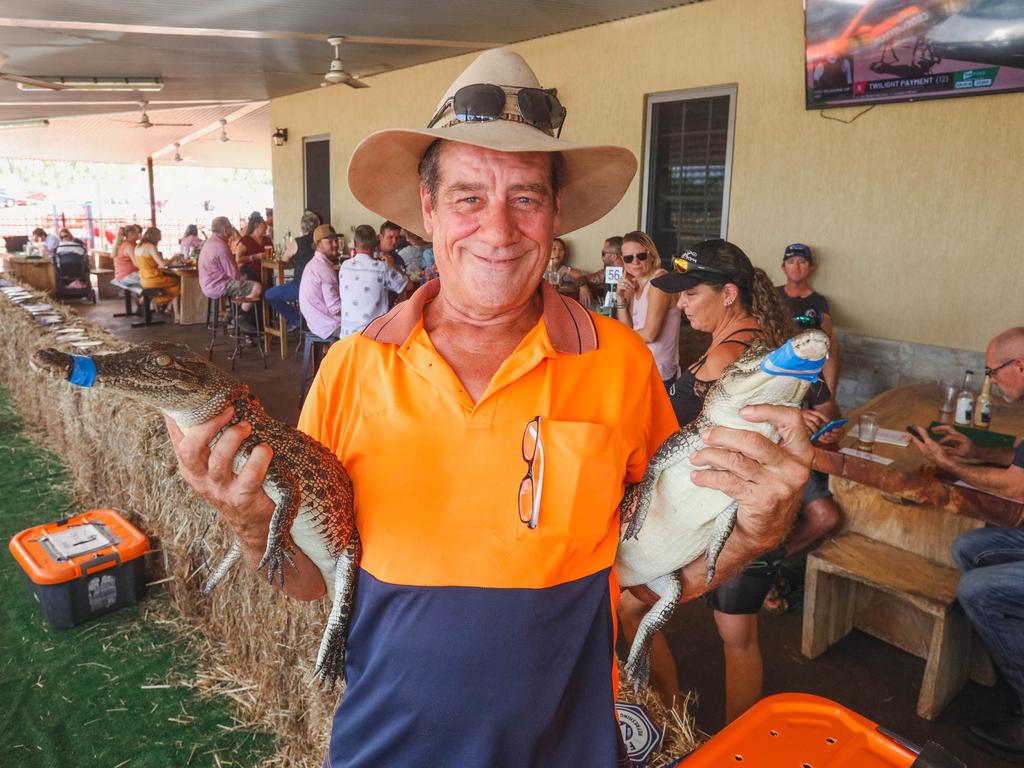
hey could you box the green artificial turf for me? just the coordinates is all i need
[0,387,276,767]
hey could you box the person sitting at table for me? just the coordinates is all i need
[338,224,408,337]
[235,211,272,283]
[199,216,262,333]
[135,227,181,321]
[178,224,204,258]
[777,243,840,400]
[376,220,407,272]
[620,237,794,719]
[909,327,1024,759]
[576,235,624,307]
[614,231,681,394]
[113,225,143,287]
[298,224,344,341]
[397,230,430,275]
[30,227,57,256]
[264,212,319,333]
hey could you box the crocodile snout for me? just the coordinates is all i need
[30,348,74,380]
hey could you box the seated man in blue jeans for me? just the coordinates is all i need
[911,327,1024,759]
[264,213,319,332]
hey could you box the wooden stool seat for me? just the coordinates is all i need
[802,532,970,720]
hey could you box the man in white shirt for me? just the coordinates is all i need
[340,224,409,336]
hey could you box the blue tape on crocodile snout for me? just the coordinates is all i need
[760,339,824,382]
[69,355,97,387]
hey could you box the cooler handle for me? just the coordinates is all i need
[81,551,122,575]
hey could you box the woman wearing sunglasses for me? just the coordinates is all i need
[633,237,794,721]
[614,231,682,395]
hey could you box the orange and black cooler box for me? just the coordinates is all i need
[678,693,964,767]
[9,508,150,628]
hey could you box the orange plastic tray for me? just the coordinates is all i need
[682,693,918,767]
[9,508,149,585]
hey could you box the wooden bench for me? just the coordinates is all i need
[111,279,164,328]
[802,532,971,720]
[90,268,117,300]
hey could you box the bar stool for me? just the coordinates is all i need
[299,327,335,399]
[205,296,228,360]
[227,297,268,371]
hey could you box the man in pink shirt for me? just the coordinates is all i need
[298,224,342,340]
[199,216,262,312]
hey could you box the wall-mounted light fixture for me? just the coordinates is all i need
[272,127,288,147]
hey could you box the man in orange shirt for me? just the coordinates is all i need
[166,50,812,767]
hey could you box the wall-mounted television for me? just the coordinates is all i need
[805,0,1024,109]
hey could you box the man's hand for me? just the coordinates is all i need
[929,424,976,458]
[691,404,811,553]
[908,425,960,471]
[164,408,275,549]
[578,283,594,307]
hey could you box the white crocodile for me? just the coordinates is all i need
[615,330,829,687]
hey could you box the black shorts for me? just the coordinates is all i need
[803,470,832,505]
[707,547,786,614]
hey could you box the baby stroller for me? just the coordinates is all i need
[51,245,96,303]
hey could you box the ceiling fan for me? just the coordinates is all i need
[112,101,193,129]
[199,118,251,143]
[172,143,195,163]
[0,52,69,90]
[323,37,368,89]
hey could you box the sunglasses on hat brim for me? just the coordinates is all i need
[427,84,567,137]
[672,255,734,281]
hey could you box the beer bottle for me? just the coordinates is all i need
[954,370,975,426]
[974,375,992,429]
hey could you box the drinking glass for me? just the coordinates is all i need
[938,379,957,415]
[858,411,880,452]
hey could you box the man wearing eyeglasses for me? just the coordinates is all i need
[909,327,1024,759]
[577,235,625,307]
[164,49,814,768]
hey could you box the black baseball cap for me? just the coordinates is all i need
[783,243,812,262]
[651,238,744,293]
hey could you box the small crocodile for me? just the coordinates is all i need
[31,341,357,688]
[615,330,829,687]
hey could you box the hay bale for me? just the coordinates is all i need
[0,282,706,766]
[0,284,336,765]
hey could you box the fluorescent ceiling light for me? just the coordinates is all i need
[0,118,49,130]
[17,77,163,92]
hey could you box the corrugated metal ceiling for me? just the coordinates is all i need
[0,1,700,167]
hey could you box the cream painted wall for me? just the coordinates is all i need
[272,0,1024,351]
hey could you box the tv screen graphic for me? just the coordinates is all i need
[805,0,1024,109]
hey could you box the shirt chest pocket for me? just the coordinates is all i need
[520,419,624,543]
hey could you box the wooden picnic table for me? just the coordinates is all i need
[812,383,1024,529]
[6,254,55,293]
[803,382,1024,719]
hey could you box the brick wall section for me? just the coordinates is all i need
[834,331,985,413]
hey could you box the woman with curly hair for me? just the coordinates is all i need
[618,237,795,719]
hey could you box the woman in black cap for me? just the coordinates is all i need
[654,237,793,722]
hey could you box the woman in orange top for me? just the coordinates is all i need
[135,227,181,320]
[113,224,142,284]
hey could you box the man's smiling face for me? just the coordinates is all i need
[420,142,560,318]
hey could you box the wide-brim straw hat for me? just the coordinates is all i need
[348,49,637,238]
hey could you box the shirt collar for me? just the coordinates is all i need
[362,280,598,355]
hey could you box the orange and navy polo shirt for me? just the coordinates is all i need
[298,280,678,768]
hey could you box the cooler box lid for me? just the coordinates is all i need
[682,693,920,767]
[9,508,150,585]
